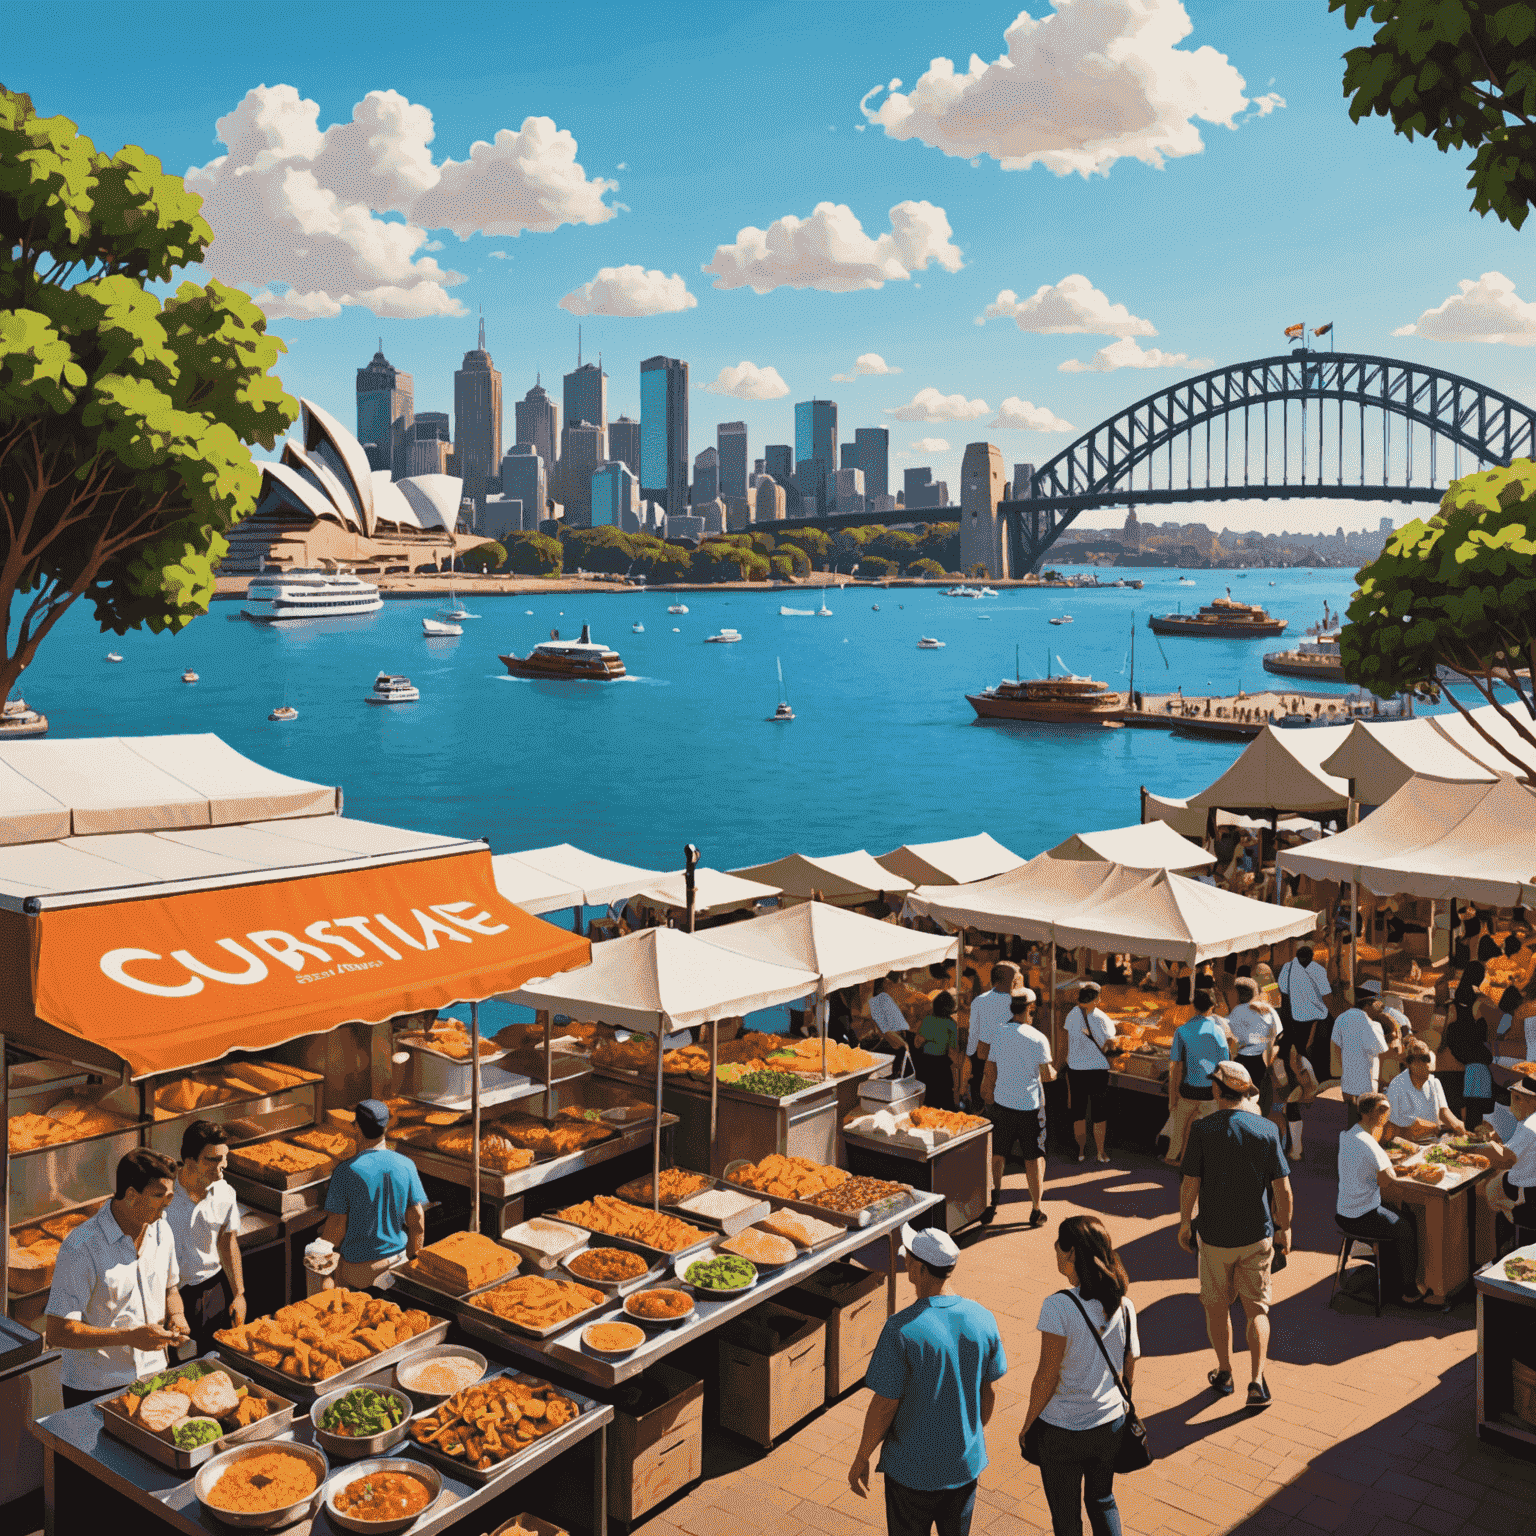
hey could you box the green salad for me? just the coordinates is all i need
[734,1069,813,1098]
[171,1418,223,1450]
[685,1254,757,1291]
[129,1360,215,1398]
[319,1386,406,1438]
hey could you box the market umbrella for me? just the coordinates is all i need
[729,850,915,907]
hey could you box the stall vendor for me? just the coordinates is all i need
[44,1149,189,1408]
[869,974,915,1057]
[321,1099,428,1290]
[1333,991,1408,1128]
[1385,1040,1465,1141]
[167,1120,247,1354]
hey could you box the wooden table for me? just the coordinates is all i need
[1386,1155,1498,1306]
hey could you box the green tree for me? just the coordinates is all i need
[908,557,947,580]
[561,525,636,575]
[504,532,563,575]
[781,527,830,568]
[461,540,505,573]
[1330,1,1536,227]
[1340,459,1536,774]
[0,87,297,702]
[630,541,692,583]
[859,554,896,579]
[869,528,917,564]
[775,544,810,577]
[747,530,776,555]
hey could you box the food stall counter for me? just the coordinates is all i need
[1474,1243,1536,1459]
[841,1116,992,1235]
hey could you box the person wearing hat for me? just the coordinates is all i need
[1177,1060,1292,1407]
[849,1223,1006,1536]
[1477,1075,1536,1235]
[976,989,1056,1229]
[320,1100,428,1291]
[1331,989,1407,1128]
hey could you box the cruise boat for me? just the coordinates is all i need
[422,617,462,637]
[367,672,419,704]
[268,704,298,723]
[966,673,1123,724]
[705,627,742,644]
[499,624,626,680]
[667,604,689,614]
[917,637,945,649]
[1263,625,1343,680]
[242,568,384,623]
[0,698,47,738]
[181,669,199,683]
[1148,592,1286,639]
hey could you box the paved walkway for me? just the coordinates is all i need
[639,1098,1535,1536]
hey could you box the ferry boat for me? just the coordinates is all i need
[1148,592,1286,639]
[779,606,814,616]
[242,568,383,623]
[0,698,47,737]
[705,628,742,644]
[768,657,794,721]
[1263,626,1342,680]
[499,624,626,680]
[367,672,419,704]
[966,674,1123,724]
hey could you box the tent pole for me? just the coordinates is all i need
[540,1009,553,1119]
[1350,881,1358,994]
[710,1020,720,1176]
[470,1001,482,1235]
[820,984,828,1083]
[1049,941,1058,1050]
[653,1022,664,1212]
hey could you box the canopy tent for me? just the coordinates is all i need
[904,855,1141,942]
[701,901,956,992]
[1279,775,1536,907]
[729,850,915,906]
[491,854,585,915]
[632,867,782,918]
[506,843,663,907]
[1047,821,1214,872]
[1184,723,1351,814]
[1321,717,1497,806]
[1427,704,1536,781]
[1140,792,1320,840]
[876,833,1024,888]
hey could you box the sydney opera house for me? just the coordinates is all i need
[221,400,482,575]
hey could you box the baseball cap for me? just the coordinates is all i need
[1511,1075,1536,1100]
[1009,988,1038,1012]
[898,1222,960,1269]
[1211,1060,1253,1092]
[355,1099,391,1137]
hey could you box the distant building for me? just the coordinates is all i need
[855,427,889,502]
[717,421,748,499]
[591,461,638,528]
[1012,462,1035,500]
[693,446,719,505]
[724,495,752,532]
[609,415,640,477]
[500,444,547,533]
[839,443,857,471]
[564,357,607,461]
[514,378,559,468]
[1378,515,1395,534]
[960,442,1009,579]
[558,421,604,527]
[869,493,897,515]
[480,496,524,540]
[356,348,413,474]
[454,318,503,507]
[402,436,452,478]
[694,497,727,537]
[641,356,689,514]
[1122,506,1141,552]
[794,458,825,518]
[665,512,705,543]
[832,466,865,513]
[794,399,837,514]
[904,467,949,510]
[763,444,794,484]
[754,475,787,523]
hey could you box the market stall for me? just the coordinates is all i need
[1180,721,1353,818]
[499,843,665,930]
[875,833,1024,888]
[1045,821,1215,873]
[729,850,915,908]
[1474,1242,1536,1456]
[627,866,782,925]
[1320,717,1499,807]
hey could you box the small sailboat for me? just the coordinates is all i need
[768,658,794,722]
[705,627,742,644]
[442,584,477,621]
[181,668,199,683]
[105,652,123,663]
[917,637,945,649]
[632,622,645,633]
[667,603,689,614]
[422,617,462,637]
[268,704,299,722]
[816,603,833,617]
[1048,615,1073,626]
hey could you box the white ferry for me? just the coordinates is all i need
[0,698,47,738]
[367,672,420,704]
[242,569,384,623]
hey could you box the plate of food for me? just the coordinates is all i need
[1502,1254,1536,1286]
[310,1384,414,1458]
[323,1457,443,1535]
[623,1288,696,1328]
[675,1251,758,1295]
[193,1441,329,1530]
[581,1320,647,1357]
[718,1228,798,1271]
[407,1371,585,1483]
[562,1243,655,1293]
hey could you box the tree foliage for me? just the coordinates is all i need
[1330,1,1536,227]
[0,86,297,700]
[1340,457,1536,775]
[908,557,947,579]
[461,540,505,573]
[504,532,563,575]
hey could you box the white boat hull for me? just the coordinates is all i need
[244,595,385,622]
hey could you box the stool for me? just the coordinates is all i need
[1331,1228,1384,1316]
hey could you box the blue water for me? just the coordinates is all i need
[20,567,1368,868]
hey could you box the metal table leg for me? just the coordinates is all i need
[887,1231,898,1315]
[42,1444,55,1536]
[593,1422,608,1536]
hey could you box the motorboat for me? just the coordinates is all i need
[779,606,814,616]
[367,672,420,704]
[917,638,945,649]
[667,604,689,614]
[945,586,981,598]
[442,586,477,621]
[871,604,880,611]
[268,705,298,723]
[181,669,199,682]
[242,568,383,622]
[816,604,833,617]
[423,617,462,637]
[1177,577,1197,586]
[632,622,644,633]
[705,628,742,644]
[967,674,1123,724]
[1263,622,1342,679]
[1048,615,1073,626]
[105,652,123,663]
[0,698,47,737]
[1149,592,1286,639]
[978,587,998,598]
[499,623,626,680]
[769,659,794,722]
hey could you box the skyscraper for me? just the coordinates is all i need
[514,378,559,468]
[559,421,604,527]
[564,354,608,461]
[763,444,793,484]
[794,399,837,515]
[608,416,640,478]
[356,347,413,473]
[591,461,638,528]
[692,446,719,505]
[640,356,688,514]
[854,427,889,502]
[501,444,547,533]
[717,421,748,500]
[454,318,502,506]
[754,475,786,523]
[403,414,452,478]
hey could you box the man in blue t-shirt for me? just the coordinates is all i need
[321,1100,428,1291]
[849,1225,1006,1536]
[1165,989,1235,1166]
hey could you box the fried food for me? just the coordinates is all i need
[755,1210,843,1249]
[730,1154,850,1201]
[593,1038,658,1074]
[291,1127,357,1160]
[493,1114,614,1157]
[909,1106,989,1133]
[397,1022,500,1060]
[1412,1164,1446,1185]
[230,1140,333,1176]
[765,1038,875,1075]
[554,1195,710,1253]
[232,1395,270,1427]
[430,1127,537,1173]
[206,1450,319,1512]
[626,1288,692,1321]
[468,1274,604,1331]
[9,1100,133,1152]
[616,1168,712,1205]
[214,1290,430,1380]
[806,1175,909,1213]
[720,1229,797,1267]
[566,1247,649,1283]
[409,1374,582,1471]
[409,1231,520,1292]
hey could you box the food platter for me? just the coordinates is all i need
[217,1315,450,1403]
[192,1440,330,1530]
[673,1249,759,1296]
[623,1288,696,1329]
[393,1345,490,1406]
[560,1237,665,1297]
[551,1199,717,1266]
[309,1384,414,1459]
[721,1159,917,1229]
[458,1274,614,1341]
[580,1320,647,1358]
[613,1169,717,1207]
[322,1455,445,1535]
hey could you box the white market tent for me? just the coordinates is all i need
[506,843,664,907]
[1279,775,1536,907]
[491,854,584,915]
[1185,723,1352,815]
[730,850,915,906]
[904,855,1141,942]
[1320,718,1497,806]
[876,833,1024,888]
[1047,821,1215,872]
[632,866,782,917]
[1427,704,1536,780]
[1140,793,1319,841]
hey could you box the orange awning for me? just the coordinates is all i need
[15,850,589,1079]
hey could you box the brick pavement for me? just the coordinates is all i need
[636,1096,1536,1536]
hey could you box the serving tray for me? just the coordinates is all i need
[560,1236,665,1297]
[721,1161,916,1229]
[457,1275,612,1341]
[217,1316,450,1403]
[227,1145,339,1191]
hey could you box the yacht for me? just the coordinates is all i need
[1048,615,1073,626]
[105,652,123,663]
[442,586,477,621]
[181,669,199,683]
[268,704,299,723]
[367,672,420,704]
[945,586,982,599]
[769,659,794,722]
[667,604,689,614]
[816,604,833,617]
[499,623,626,680]
[0,698,47,738]
[242,568,383,622]
[917,638,945,649]
[422,617,462,637]
[967,674,1123,724]
[871,603,880,611]
[1263,625,1342,680]
[632,622,645,633]
[1149,592,1286,639]
[705,627,742,644]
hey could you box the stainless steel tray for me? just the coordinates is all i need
[560,1236,665,1297]
[457,1274,612,1340]
[549,1205,716,1266]
[216,1315,450,1403]
[98,1355,298,1472]
[672,1188,771,1236]
[612,1171,717,1208]
[721,1161,917,1229]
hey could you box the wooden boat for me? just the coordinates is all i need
[1148,592,1286,638]
[967,674,1123,724]
[1263,628,1342,679]
[500,623,626,680]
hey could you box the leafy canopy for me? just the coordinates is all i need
[504,532,562,575]
[461,540,506,572]
[0,85,296,698]
[1330,1,1536,227]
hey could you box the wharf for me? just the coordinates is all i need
[1120,686,1408,738]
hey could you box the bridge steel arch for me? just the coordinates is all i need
[1002,351,1536,573]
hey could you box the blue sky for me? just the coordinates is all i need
[11,0,1536,533]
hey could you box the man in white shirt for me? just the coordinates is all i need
[1479,1077,1536,1228]
[1386,1040,1464,1141]
[1063,982,1117,1164]
[868,975,911,1055]
[166,1120,247,1355]
[1276,944,1332,1157]
[962,963,1018,1107]
[45,1149,189,1407]
[1228,977,1281,1119]
[1332,992,1407,1126]
[976,990,1057,1229]
[1335,1093,1431,1306]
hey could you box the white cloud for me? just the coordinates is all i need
[907,437,950,454]
[558,265,696,317]
[703,200,962,294]
[1393,271,1536,347]
[979,275,1155,337]
[187,85,619,320]
[702,361,790,400]
[1058,337,1211,372]
[831,352,902,381]
[886,387,990,422]
[1247,91,1286,117]
[489,250,510,259]
[987,397,1074,432]
[861,0,1261,178]
[250,287,343,321]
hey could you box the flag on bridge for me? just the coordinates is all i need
[1314,323,1333,337]
[1284,322,1304,338]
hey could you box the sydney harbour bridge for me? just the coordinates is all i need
[797,350,1536,573]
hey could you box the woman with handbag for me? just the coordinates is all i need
[1019,1215,1146,1536]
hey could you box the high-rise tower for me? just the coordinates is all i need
[608,416,640,478]
[794,399,837,515]
[515,376,559,469]
[355,345,413,473]
[854,427,889,503]
[640,356,689,514]
[564,335,608,461]
[454,316,502,506]
[717,421,748,500]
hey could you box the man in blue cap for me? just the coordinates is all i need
[321,1100,428,1290]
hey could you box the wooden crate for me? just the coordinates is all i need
[717,1304,825,1448]
[785,1262,886,1399]
[608,1364,703,1524]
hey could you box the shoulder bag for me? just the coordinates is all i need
[1019,1289,1069,1465]
[1063,1292,1153,1472]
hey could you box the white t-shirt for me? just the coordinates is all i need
[1037,1289,1140,1431]
[167,1177,240,1287]
[1332,1008,1390,1096]
[967,990,1016,1057]
[1228,1001,1281,1055]
[1337,1125,1392,1219]
[1507,1111,1536,1190]
[1065,1006,1116,1071]
[1279,959,1332,1022]
[869,992,907,1039]
[987,1022,1052,1111]
[1385,1071,1448,1129]
[1496,1016,1536,1066]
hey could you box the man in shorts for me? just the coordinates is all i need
[1177,1061,1292,1409]
[976,991,1056,1229]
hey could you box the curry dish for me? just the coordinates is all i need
[410,1375,581,1471]
[626,1288,692,1320]
[333,1471,435,1521]
[566,1247,649,1283]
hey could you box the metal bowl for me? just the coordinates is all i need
[310,1384,414,1459]
[322,1456,444,1535]
[581,1320,646,1358]
[193,1439,329,1529]
[623,1288,696,1328]
[674,1252,757,1296]
[392,1344,488,1406]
